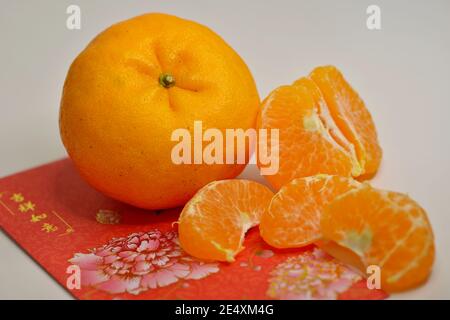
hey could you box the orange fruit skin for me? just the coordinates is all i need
[178,179,274,262]
[260,175,360,248]
[59,13,260,209]
[257,65,382,190]
[321,184,435,293]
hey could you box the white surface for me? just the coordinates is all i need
[1,0,450,299]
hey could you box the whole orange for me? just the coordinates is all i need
[59,13,260,209]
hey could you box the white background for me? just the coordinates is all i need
[1,0,449,299]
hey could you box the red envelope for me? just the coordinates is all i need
[0,159,387,300]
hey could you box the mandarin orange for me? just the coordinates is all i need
[60,13,260,209]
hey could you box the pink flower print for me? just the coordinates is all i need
[69,230,219,295]
[267,248,362,300]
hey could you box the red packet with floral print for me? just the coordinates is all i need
[0,159,387,300]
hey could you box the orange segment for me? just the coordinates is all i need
[310,66,382,177]
[260,175,360,248]
[257,65,381,190]
[178,179,274,262]
[320,184,435,292]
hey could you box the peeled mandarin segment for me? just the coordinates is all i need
[258,81,357,190]
[178,179,274,262]
[260,175,360,248]
[320,185,435,292]
[294,78,362,175]
[309,66,382,178]
[257,65,381,190]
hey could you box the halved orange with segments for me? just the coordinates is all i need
[178,179,274,262]
[320,184,435,292]
[257,65,382,190]
[260,174,360,248]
